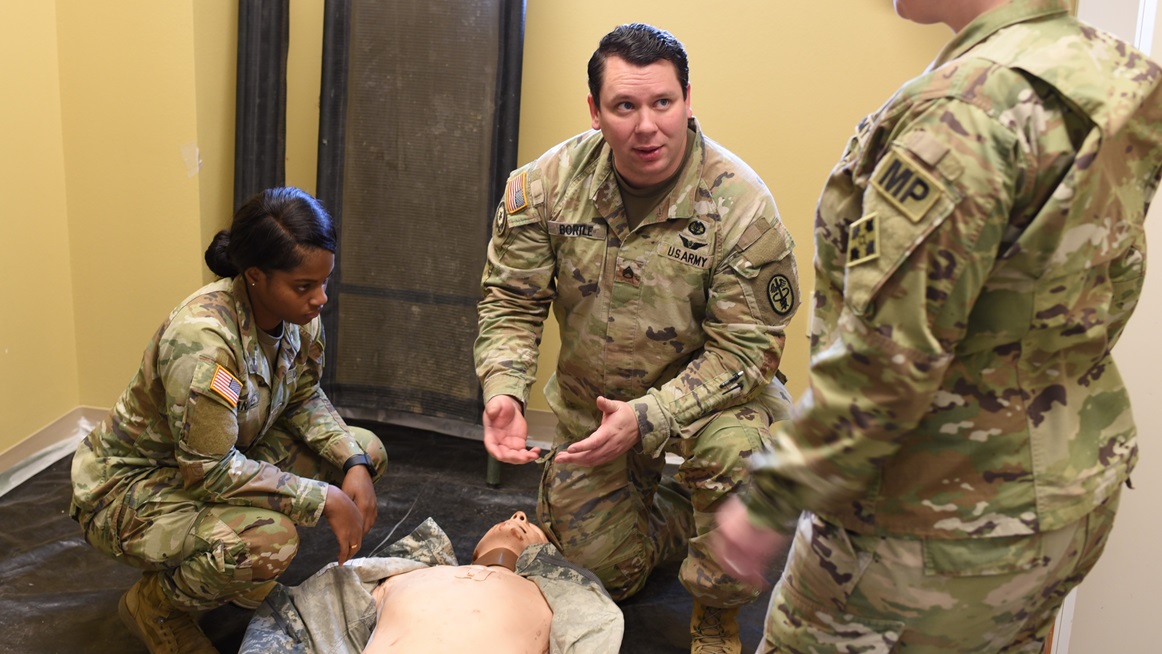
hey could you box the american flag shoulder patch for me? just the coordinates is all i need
[505,171,528,214]
[209,364,243,408]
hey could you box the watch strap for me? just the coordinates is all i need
[342,452,373,474]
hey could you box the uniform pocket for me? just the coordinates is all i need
[786,513,876,608]
[186,508,255,582]
[769,578,905,653]
[922,534,1043,577]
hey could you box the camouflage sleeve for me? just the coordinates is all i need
[162,326,329,527]
[742,98,1023,531]
[1105,163,1156,350]
[632,193,800,457]
[274,321,364,467]
[474,170,556,407]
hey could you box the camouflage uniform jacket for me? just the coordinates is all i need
[70,276,365,530]
[239,518,624,654]
[476,118,799,457]
[744,0,1162,538]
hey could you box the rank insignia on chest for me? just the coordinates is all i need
[505,171,528,214]
[871,150,942,223]
[210,364,243,408]
[846,213,880,267]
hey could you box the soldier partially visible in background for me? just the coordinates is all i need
[474,22,799,653]
[714,1,1162,652]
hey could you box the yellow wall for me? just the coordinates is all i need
[56,0,207,407]
[0,2,79,449]
[193,1,240,286]
[519,3,949,410]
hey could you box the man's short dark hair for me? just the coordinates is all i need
[587,23,689,106]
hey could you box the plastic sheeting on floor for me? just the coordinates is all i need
[0,422,775,653]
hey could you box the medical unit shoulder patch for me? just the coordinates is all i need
[767,274,795,316]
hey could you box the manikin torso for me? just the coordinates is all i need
[363,563,552,654]
[361,512,553,654]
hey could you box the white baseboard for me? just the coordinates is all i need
[0,406,106,499]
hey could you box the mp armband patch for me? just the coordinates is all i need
[209,364,242,408]
[871,150,943,223]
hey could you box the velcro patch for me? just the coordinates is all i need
[505,171,528,214]
[871,150,942,223]
[846,213,880,267]
[209,364,242,408]
[548,221,607,240]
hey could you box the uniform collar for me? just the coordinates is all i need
[929,0,1070,70]
[231,275,265,375]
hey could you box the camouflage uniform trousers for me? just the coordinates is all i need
[761,490,1121,653]
[78,426,386,611]
[538,403,774,607]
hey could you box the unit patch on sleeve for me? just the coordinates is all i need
[870,150,942,223]
[767,274,795,316]
[846,213,880,267]
[209,364,243,409]
[493,206,507,238]
[505,171,529,214]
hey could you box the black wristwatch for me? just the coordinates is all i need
[342,452,374,474]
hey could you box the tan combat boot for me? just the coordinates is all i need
[690,602,741,654]
[118,573,218,654]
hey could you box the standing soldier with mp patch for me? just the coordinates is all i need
[714,1,1162,652]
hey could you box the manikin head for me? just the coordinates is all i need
[471,511,549,564]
